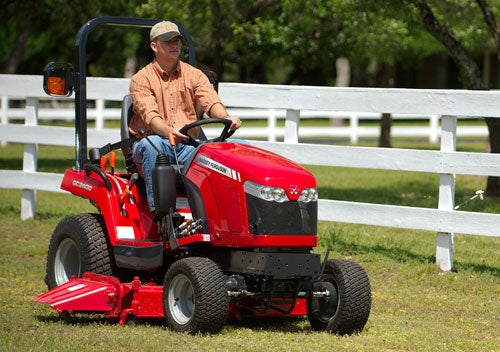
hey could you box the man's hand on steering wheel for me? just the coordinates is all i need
[225,115,242,131]
[177,118,239,148]
[171,129,190,145]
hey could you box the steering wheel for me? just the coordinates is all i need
[178,118,235,147]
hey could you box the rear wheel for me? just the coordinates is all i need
[163,257,229,333]
[307,259,371,335]
[45,213,115,289]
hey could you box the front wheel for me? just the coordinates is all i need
[163,257,229,333]
[307,259,371,335]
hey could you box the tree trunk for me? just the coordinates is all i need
[413,0,500,196]
[485,118,500,196]
[123,42,139,78]
[335,57,350,87]
[375,62,395,147]
[379,113,392,148]
[2,14,32,74]
[332,58,350,127]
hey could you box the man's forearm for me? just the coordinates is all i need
[149,116,172,136]
[208,102,229,118]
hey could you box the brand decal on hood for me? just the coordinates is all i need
[196,154,241,182]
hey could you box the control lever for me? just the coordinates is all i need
[100,155,107,171]
[168,132,181,171]
[120,173,139,216]
[109,152,116,175]
[138,129,162,154]
[120,173,139,204]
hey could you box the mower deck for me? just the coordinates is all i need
[35,272,308,325]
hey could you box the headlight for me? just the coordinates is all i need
[299,188,318,202]
[244,181,289,203]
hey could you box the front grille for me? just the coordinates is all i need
[246,195,317,235]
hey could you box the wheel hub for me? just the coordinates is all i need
[309,281,338,321]
[168,274,195,325]
[54,238,81,286]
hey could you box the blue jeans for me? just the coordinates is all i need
[132,136,195,211]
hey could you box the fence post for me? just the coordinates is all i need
[268,109,277,142]
[436,115,456,271]
[284,109,299,143]
[1,96,7,146]
[350,114,359,144]
[95,99,104,130]
[429,114,439,144]
[21,97,39,220]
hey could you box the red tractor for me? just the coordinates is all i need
[36,17,371,334]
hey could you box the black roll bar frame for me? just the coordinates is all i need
[73,16,196,170]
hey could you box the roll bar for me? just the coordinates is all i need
[73,16,196,170]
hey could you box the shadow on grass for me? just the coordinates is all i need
[317,184,439,209]
[0,204,21,217]
[36,313,115,326]
[227,316,310,333]
[320,232,500,277]
[452,261,500,277]
[0,158,22,170]
[35,313,312,334]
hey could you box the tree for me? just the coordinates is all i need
[410,0,500,196]
[138,0,285,82]
[1,0,146,76]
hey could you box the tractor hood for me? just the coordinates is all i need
[184,142,318,244]
[192,143,316,199]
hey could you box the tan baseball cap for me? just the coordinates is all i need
[150,21,182,41]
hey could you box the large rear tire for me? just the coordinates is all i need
[163,257,229,333]
[45,213,115,289]
[307,259,371,335]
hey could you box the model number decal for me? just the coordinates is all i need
[72,179,93,191]
[196,155,241,182]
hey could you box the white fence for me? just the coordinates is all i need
[1,74,500,271]
[1,77,489,144]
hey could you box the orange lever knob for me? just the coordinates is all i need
[168,132,176,146]
[109,152,116,169]
[100,155,107,171]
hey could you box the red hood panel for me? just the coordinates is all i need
[195,143,316,189]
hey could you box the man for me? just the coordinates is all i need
[129,21,241,212]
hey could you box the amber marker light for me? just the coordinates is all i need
[47,77,66,96]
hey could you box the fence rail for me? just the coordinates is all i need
[0,74,489,144]
[1,74,499,271]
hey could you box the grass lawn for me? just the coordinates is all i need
[0,138,498,351]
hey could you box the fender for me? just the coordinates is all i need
[60,169,157,245]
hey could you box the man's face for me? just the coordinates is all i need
[151,36,182,62]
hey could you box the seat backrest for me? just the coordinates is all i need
[120,95,137,172]
[121,94,134,141]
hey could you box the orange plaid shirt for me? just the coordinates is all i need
[128,59,222,137]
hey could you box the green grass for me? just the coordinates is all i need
[0,141,499,351]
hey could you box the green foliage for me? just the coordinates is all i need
[421,0,497,54]
[123,0,455,85]
[2,0,499,87]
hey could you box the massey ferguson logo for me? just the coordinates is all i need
[196,154,241,182]
[289,185,299,196]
